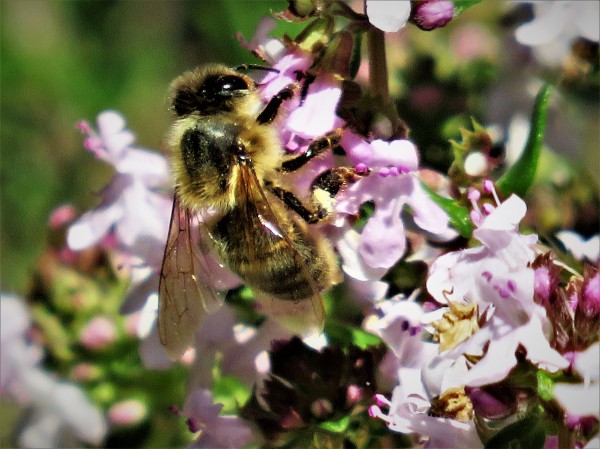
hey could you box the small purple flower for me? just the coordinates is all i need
[336,131,452,274]
[67,111,172,268]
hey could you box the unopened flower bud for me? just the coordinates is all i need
[80,316,117,350]
[70,362,102,382]
[108,399,147,426]
[534,266,552,303]
[310,398,333,418]
[48,204,77,230]
[582,272,600,316]
[410,0,454,31]
[286,0,320,18]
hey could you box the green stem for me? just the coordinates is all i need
[367,27,389,100]
[367,27,408,138]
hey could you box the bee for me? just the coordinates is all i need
[158,64,361,360]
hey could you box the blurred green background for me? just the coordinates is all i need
[1,0,304,293]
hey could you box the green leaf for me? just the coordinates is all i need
[537,370,555,401]
[420,181,473,237]
[350,327,382,349]
[453,0,483,16]
[484,415,546,449]
[497,85,553,198]
[319,414,351,433]
[212,375,251,415]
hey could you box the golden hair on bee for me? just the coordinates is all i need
[158,63,360,360]
[166,64,282,211]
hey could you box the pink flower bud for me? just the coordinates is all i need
[410,0,454,31]
[70,362,102,382]
[48,204,77,229]
[582,272,600,315]
[108,399,147,426]
[534,266,552,303]
[79,316,117,350]
[465,386,512,420]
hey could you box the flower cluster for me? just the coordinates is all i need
[4,1,599,448]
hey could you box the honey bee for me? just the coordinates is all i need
[158,64,361,360]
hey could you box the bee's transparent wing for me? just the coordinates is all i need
[239,165,326,330]
[158,193,224,360]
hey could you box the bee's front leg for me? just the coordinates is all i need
[256,83,299,125]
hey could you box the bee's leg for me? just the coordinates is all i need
[293,71,316,106]
[256,83,298,125]
[308,167,364,222]
[281,128,343,173]
[267,167,363,224]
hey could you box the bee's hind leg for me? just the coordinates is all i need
[281,128,343,172]
[307,167,364,222]
[267,166,364,224]
[272,128,366,223]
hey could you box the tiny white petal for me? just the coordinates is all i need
[366,0,412,33]
[67,205,123,250]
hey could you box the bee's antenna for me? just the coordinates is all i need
[235,64,280,74]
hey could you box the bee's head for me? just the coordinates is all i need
[170,65,256,117]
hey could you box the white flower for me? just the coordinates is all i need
[1,294,107,448]
[556,230,600,263]
[514,1,600,65]
[426,193,568,385]
[365,0,412,33]
[68,111,172,268]
[553,342,599,418]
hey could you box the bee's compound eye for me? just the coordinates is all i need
[202,74,249,98]
[172,89,198,116]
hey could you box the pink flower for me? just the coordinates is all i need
[258,49,313,101]
[79,316,117,350]
[427,194,539,325]
[426,190,569,385]
[364,296,438,388]
[68,111,172,268]
[370,367,481,449]
[108,399,147,426]
[336,132,452,274]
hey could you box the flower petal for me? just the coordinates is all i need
[366,0,412,33]
[67,203,123,251]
